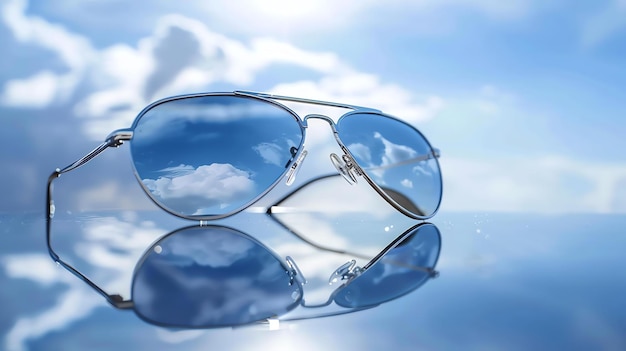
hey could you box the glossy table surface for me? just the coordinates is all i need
[2,173,625,350]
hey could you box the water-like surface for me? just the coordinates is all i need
[1,210,624,351]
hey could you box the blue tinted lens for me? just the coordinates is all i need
[337,113,442,218]
[132,226,302,328]
[333,223,441,308]
[131,95,303,218]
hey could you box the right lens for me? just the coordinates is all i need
[333,223,441,308]
[132,226,303,328]
[336,112,442,219]
[130,94,304,219]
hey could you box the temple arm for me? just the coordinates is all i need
[46,129,134,309]
[361,148,440,171]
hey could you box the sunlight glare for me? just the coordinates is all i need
[253,0,324,19]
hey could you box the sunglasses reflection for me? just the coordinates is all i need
[46,161,442,331]
[128,220,441,329]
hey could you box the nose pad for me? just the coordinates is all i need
[285,149,308,186]
[330,153,358,185]
[286,256,307,286]
[329,259,362,285]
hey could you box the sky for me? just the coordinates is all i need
[1,2,626,349]
[1,0,626,214]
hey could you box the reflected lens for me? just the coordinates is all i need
[132,226,302,328]
[336,112,442,218]
[333,223,441,308]
[131,94,303,218]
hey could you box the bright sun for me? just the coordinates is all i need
[251,0,325,19]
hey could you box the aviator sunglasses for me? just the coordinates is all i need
[50,222,440,328]
[47,91,442,220]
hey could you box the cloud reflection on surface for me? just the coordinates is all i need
[1,213,171,351]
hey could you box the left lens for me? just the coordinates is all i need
[336,112,442,218]
[333,223,441,308]
[132,226,302,328]
[130,94,304,219]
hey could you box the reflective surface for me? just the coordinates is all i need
[132,94,303,217]
[3,3,624,350]
[337,112,442,218]
[132,225,302,328]
[3,211,625,350]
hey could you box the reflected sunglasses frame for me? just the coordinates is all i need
[45,216,440,328]
[46,91,442,222]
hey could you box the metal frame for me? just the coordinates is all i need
[47,90,441,221]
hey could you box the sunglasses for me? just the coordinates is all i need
[47,220,439,328]
[47,91,442,220]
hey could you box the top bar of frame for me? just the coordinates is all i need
[234,91,381,113]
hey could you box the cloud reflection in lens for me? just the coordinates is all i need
[141,163,256,215]
[337,112,442,218]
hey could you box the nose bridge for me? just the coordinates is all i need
[287,113,359,186]
[303,114,338,132]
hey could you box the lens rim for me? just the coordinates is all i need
[128,92,307,220]
[130,224,304,328]
[333,222,442,308]
[335,110,443,220]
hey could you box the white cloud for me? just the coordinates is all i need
[441,156,626,213]
[270,74,444,125]
[346,132,427,184]
[157,164,195,177]
[253,142,285,167]
[73,43,152,118]
[3,254,73,286]
[71,14,343,116]
[375,132,419,167]
[1,70,59,107]
[1,0,93,69]
[70,14,351,140]
[346,143,372,165]
[5,288,106,351]
[2,1,442,140]
[145,163,254,200]
[0,0,93,107]
[1,215,168,351]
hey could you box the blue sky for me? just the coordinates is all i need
[1,0,625,214]
[3,3,626,349]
